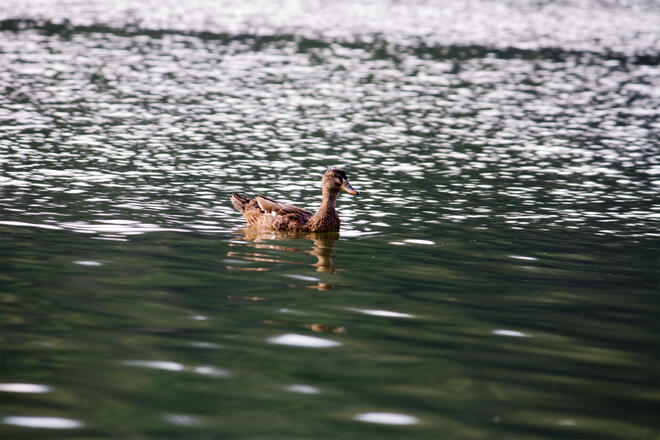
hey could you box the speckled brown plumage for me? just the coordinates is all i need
[230,169,359,233]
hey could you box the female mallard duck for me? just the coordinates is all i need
[231,169,359,233]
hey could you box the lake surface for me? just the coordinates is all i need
[1,0,659,438]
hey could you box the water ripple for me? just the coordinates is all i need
[267,333,342,348]
[353,412,420,425]
[0,383,51,393]
[2,416,83,429]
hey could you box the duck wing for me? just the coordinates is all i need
[255,195,313,218]
[231,193,314,231]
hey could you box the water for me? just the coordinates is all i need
[1,0,659,438]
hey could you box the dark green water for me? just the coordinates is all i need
[1,0,659,438]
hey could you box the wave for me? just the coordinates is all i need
[1,18,657,67]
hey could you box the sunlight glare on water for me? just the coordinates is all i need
[1,0,658,439]
[354,412,420,425]
[2,416,84,429]
[267,333,343,348]
[0,383,52,393]
[0,0,658,241]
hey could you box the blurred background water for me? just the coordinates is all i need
[1,0,658,438]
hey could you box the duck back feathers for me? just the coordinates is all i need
[231,193,314,231]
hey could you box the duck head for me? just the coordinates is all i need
[322,169,359,196]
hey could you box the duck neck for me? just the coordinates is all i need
[306,189,341,232]
[317,189,339,215]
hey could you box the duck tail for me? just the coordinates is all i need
[230,193,251,213]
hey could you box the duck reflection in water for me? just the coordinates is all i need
[228,229,346,334]
[228,228,340,290]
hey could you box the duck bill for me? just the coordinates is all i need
[341,180,359,196]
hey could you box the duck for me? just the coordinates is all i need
[230,169,359,233]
